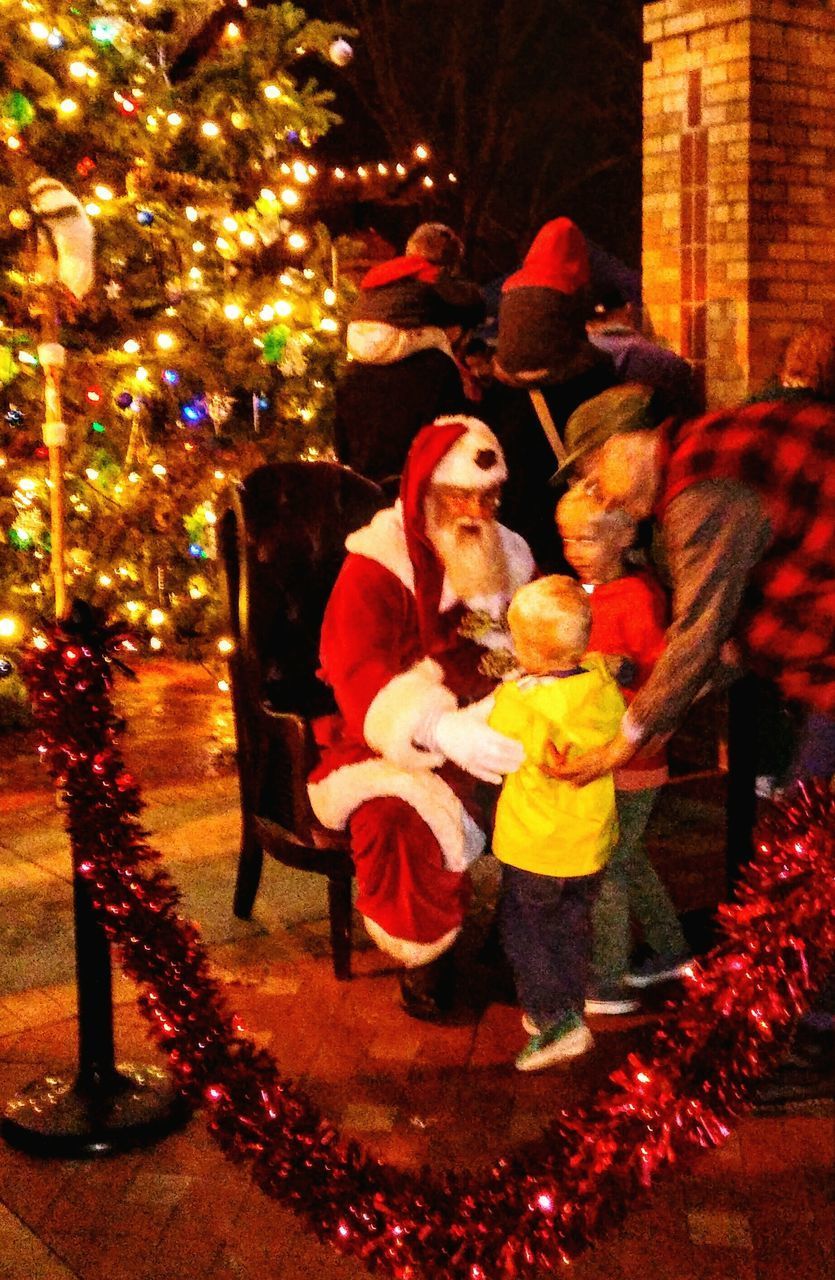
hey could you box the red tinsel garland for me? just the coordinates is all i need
[21,619,835,1280]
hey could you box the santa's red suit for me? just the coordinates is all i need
[308,418,535,966]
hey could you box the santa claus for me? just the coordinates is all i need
[308,417,535,1018]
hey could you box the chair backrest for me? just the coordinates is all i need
[221,461,384,719]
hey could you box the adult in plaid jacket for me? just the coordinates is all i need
[549,347,835,1103]
[548,365,835,784]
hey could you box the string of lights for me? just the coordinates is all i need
[0,0,446,701]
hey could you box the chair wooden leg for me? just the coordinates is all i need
[233,823,264,919]
[327,873,353,980]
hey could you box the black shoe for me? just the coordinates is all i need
[753,1030,835,1108]
[398,953,455,1022]
[754,1062,835,1108]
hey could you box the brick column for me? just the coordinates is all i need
[643,0,835,407]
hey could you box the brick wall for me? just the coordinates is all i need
[643,0,835,405]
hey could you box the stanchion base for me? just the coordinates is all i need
[1,1063,190,1159]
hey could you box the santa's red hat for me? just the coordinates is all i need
[400,417,506,652]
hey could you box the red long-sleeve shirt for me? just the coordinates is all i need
[586,572,669,790]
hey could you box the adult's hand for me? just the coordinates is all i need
[434,706,525,784]
[542,731,636,787]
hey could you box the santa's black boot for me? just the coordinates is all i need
[398,951,456,1022]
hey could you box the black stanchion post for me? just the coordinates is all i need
[73,867,119,1094]
[1,844,189,1159]
[725,674,759,896]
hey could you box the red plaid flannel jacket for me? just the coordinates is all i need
[658,397,835,715]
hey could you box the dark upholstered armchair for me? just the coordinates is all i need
[220,461,383,979]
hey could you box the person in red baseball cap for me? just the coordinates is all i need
[308,416,535,1019]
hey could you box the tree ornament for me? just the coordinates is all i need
[0,657,14,680]
[90,18,121,44]
[28,176,95,300]
[5,405,25,425]
[329,37,353,67]
[262,323,290,364]
[2,90,35,127]
[136,208,154,226]
[204,392,234,429]
[116,391,134,409]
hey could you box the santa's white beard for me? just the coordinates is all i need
[427,516,510,604]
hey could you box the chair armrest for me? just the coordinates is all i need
[257,708,319,839]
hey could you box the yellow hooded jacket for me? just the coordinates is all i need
[488,654,625,877]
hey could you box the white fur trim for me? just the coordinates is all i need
[346,506,415,592]
[346,505,534,609]
[346,322,452,364]
[363,918,460,966]
[364,658,457,768]
[307,758,486,872]
[430,417,508,488]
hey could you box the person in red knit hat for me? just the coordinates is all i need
[486,217,616,569]
[556,486,690,1016]
[308,417,535,1019]
[494,216,610,389]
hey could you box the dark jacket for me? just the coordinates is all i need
[481,356,618,572]
[334,349,467,486]
[589,326,702,416]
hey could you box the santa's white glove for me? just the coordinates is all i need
[432,704,525,784]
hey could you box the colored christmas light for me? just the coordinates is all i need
[1,0,442,670]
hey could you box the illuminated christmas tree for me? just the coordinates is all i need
[0,0,353,671]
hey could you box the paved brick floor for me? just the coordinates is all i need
[0,662,831,1279]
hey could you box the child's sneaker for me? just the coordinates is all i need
[515,1011,593,1072]
[584,983,640,1015]
[624,952,692,989]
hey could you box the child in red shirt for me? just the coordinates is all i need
[556,487,691,1014]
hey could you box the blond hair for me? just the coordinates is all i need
[508,575,591,666]
[780,325,835,399]
[556,485,635,540]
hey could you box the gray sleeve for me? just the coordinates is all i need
[626,479,771,741]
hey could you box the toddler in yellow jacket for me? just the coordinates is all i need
[488,576,624,1071]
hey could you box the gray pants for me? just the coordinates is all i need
[591,787,687,986]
